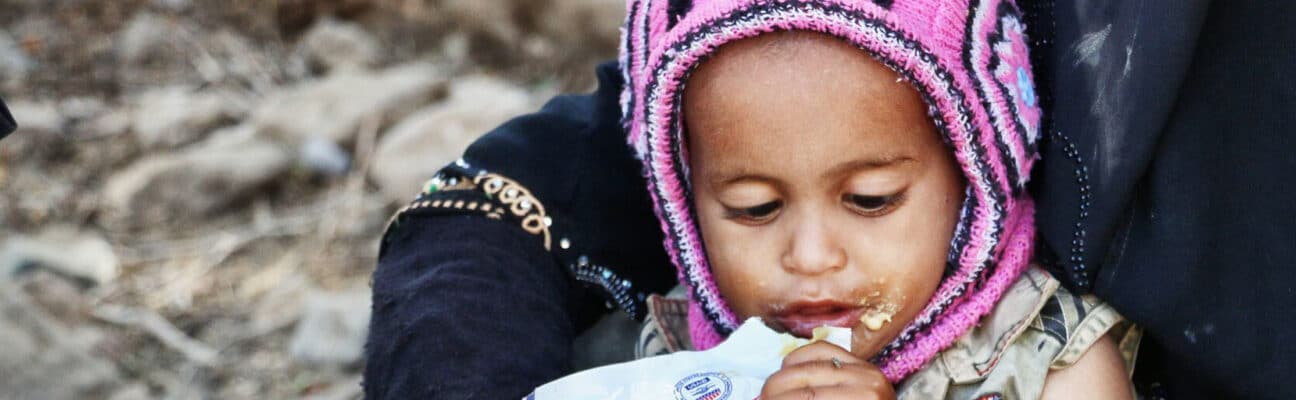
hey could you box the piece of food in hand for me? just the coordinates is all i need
[530,318,851,399]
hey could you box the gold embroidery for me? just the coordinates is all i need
[476,173,553,250]
[385,173,555,251]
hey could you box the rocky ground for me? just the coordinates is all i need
[0,0,621,398]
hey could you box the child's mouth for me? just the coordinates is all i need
[771,300,867,338]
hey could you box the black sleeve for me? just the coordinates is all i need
[362,61,673,399]
[0,97,15,140]
[363,214,576,399]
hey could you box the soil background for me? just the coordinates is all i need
[0,1,622,398]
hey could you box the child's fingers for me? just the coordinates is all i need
[762,359,855,396]
[782,341,863,367]
[762,385,892,400]
[761,360,862,396]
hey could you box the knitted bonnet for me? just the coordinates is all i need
[621,0,1041,382]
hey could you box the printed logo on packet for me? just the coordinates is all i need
[674,372,732,400]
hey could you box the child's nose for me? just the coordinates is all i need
[780,218,847,276]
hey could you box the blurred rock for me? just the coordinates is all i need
[303,375,362,400]
[206,123,258,146]
[207,30,284,90]
[439,32,471,65]
[254,62,446,146]
[58,97,107,122]
[153,0,191,12]
[299,18,381,73]
[130,85,245,148]
[248,269,310,333]
[84,109,132,138]
[275,0,376,38]
[437,0,523,45]
[287,288,371,366]
[58,97,132,138]
[0,31,36,86]
[116,12,182,65]
[370,76,531,203]
[7,100,63,134]
[107,383,153,400]
[0,225,120,287]
[400,0,620,65]
[299,135,352,176]
[102,135,291,226]
[0,282,120,399]
[537,0,624,52]
[19,269,90,323]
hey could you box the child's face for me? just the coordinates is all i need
[683,32,965,358]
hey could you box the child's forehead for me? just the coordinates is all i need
[687,30,902,96]
[682,30,948,185]
[701,31,874,70]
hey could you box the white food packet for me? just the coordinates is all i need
[526,317,852,400]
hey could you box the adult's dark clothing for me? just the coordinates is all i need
[1027,1,1296,398]
[364,63,674,399]
[363,1,1296,398]
[0,97,14,139]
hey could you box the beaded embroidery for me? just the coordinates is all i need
[387,171,553,250]
[476,174,553,250]
[383,161,648,318]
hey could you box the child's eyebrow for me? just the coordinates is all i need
[711,172,781,188]
[819,156,916,181]
[706,155,915,188]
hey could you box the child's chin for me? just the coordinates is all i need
[850,326,893,360]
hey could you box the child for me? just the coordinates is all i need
[618,0,1137,398]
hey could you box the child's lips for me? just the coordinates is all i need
[771,300,866,338]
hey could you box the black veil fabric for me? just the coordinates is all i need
[0,97,14,140]
[1025,0,1296,398]
[1022,0,1210,293]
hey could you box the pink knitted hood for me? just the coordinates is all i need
[620,0,1041,382]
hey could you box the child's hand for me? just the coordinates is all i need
[760,342,896,400]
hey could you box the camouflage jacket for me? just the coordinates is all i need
[636,267,1141,400]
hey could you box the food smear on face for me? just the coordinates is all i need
[860,310,893,331]
[856,293,900,332]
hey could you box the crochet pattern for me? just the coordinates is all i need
[619,0,1041,382]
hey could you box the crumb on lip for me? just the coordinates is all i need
[779,326,848,356]
[860,310,893,331]
[856,292,899,331]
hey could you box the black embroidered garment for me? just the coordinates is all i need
[378,62,675,321]
[364,62,674,399]
[1024,1,1296,398]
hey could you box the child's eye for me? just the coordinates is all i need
[844,193,902,216]
[724,201,782,223]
